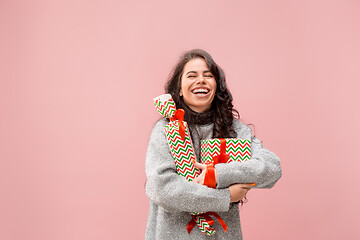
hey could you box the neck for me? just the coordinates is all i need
[178,101,214,125]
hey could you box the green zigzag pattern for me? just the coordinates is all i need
[200,138,251,163]
[195,216,215,236]
[164,121,198,181]
[154,99,176,118]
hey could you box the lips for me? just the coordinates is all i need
[191,87,210,95]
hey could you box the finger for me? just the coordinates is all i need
[238,183,256,189]
[193,174,204,184]
[193,161,207,170]
[193,174,202,183]
[193,161,203,170]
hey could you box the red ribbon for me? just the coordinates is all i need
[212,138,230,164]
[203,165,216,188]
[186,215,198,234]
[187,212,228,234]
[169,109,186,141]
[203,138,230,188]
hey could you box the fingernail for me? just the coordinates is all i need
[251,183,256,187]
[192,160,196,164]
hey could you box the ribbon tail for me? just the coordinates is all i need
[187,216,197,234]
[208,212,228,232]
[179,120,186,141]
[172,109,186,142]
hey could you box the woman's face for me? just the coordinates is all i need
[180,58,217,113]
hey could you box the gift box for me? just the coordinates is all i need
[200,138,251,165]
[154,94,176,118]
[153,94,199,181]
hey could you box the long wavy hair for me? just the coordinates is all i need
[165,49,240,138]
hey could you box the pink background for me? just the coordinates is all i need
[1,0,359,239]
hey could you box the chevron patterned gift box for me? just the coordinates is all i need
[153,94,222,236]
[153,94,176,119]
[200,138,251,164]
[153,94,199,181]
[164,121,200,181]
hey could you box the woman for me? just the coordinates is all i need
[145,49,282,239]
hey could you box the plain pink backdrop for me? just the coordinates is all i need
[1,0,359,239]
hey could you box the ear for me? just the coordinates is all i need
[179,89,183,96]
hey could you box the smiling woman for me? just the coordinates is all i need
[180,58,217,113]
[166,49,240,138]
[145,49,282,239]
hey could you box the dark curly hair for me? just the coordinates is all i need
[165,49,240,138]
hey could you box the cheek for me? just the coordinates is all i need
[181,79,190,93]
[211,80,217,92]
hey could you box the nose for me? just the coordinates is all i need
[196,74,206,84]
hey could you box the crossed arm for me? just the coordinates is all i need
[145,120,282,212]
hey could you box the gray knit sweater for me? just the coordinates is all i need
[145,119,282,239]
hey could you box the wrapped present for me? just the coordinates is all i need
[153,94,199,181]
[153,94,226,236]
[200,138,251,188]
[201,138,251,164]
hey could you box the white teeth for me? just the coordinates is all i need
[192,88,209,94]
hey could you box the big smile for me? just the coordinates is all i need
[191,88,210,96]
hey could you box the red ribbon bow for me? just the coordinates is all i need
[187,212,228,234]
[169,109,186,141]
[203,138,230,188]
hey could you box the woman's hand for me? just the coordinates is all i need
[229,183,253,203]
[192,161,218,185]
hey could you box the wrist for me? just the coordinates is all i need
[229,186,234,203]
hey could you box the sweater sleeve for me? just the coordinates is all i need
[215,120,282,189]
[145,119,231,213]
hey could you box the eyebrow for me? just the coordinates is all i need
[185,70,212,75]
